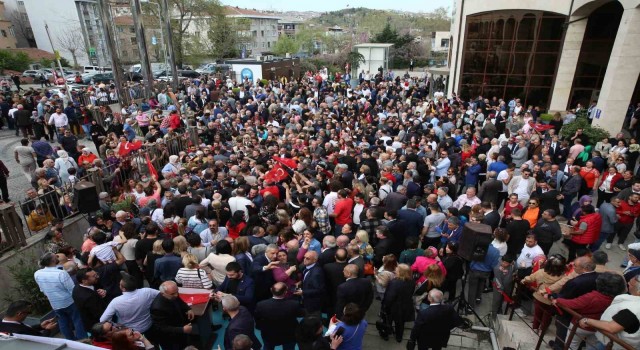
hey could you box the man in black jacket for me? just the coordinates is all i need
[251,244,279,302]
[223,295,261,350]
[408,289,463,350]
[560,166,583,219]
[150,281,194,350]
[323,248,349,316]
[335,264,374,320]
[295,250,326,314]
[254,282,304,350]
[72,268,108,331]
[373,226,394,268]
[0,300,57,336]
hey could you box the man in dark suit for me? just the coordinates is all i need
[407,289,463,350]
[251,244,279,302]
[150,281,194,350]
[323,248,349,316]
[385,210,406,256]
[398,199,424,237]
[295,250,325,314]
[222,295,261,350]
[72,268,108,331]
[154,239,182,283]
[478,172,503,209]
[317,235,338,266]
[335,264,374,320]
[215,262,255,311]
[346,244,365,277]
[255,282,304,350]
[373,226,394,268]
[481,202,501,231]
[0,300,57,336]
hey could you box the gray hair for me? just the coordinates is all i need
[159,281,178,293]
[487,171,497,179]
[428,288,444,303]
[323,235,337,248]
[221,295,240,312]
[251,244,267,257]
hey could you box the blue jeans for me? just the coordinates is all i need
[82,123,91,139]
[54,303,87,340]
[562,194,576,219]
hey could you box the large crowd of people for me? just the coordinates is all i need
[0,68,640,350]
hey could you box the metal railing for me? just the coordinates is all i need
[502,276,635,350]
[12,131,197,237]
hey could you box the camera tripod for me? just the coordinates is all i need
[449,276,487,327]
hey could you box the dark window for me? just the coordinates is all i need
[459,10,566,107]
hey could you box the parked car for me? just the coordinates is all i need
[179,69,200,78]
[22,70,45,78]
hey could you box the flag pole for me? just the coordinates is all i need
[44,22,73,102]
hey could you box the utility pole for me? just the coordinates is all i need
[161,0,179,90]
[130,0,154,98]
[97,0,128,105]
[44,22,73,101]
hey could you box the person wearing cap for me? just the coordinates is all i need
[76,147,97,165]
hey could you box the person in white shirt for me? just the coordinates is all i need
[322,182,341,215]
[452,187,481,209]
[228,188,253,219]
[199,219,228,248]
[516,234,544,269]
[48,107,68,130]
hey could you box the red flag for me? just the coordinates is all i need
[145,153,158,180]
[118,140,142,157]
[273,156,298,169]
[264,163,289,183]
[533,124,555,132]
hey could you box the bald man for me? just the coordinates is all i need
[150,281,194,350]
[254,282,304,350]
[294,250,325,313]
[334,264,374,320]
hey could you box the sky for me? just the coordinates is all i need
[221,0,453,13]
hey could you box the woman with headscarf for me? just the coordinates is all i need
[54,150,78,187]
[161,155,182,178]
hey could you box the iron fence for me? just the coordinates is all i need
[13,131,198,237]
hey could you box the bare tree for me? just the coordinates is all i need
[57,29,87,69]
[11,12,36,47]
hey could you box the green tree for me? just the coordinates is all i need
[208,13,240,61]
[0,50,30,73]
[273,35,300,56]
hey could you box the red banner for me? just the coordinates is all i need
[264,163,289,183]
[273,156,297,170]
[118,140,142,157]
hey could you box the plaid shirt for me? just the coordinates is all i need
[314,206,331,235]
[360,218,383,243]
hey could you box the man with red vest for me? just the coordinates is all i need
[611,193,640,251]
[564,205,602,261]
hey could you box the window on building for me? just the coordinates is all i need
[261,30,264,37]
[267,41,271,48]
[118,27,124,33]
[0,30,6,38]
[459,10,566,108]
[129,27,135,33]
[130,37,137,44]
[441,38,449,47]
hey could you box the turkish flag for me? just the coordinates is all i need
[118,140,142,157]
[264,163,289,183]
[145,153,158,180]
[533,124,555,132]
[273,156,297,170]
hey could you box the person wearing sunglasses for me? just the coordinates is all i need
[90,321,124,348]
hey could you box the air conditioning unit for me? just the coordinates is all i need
[265,55,273,61]
[255,55,263,61]
[285,53,291,58]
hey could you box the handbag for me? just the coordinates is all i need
[363,261,375,276]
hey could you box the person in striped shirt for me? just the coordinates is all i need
[175,254,213,289]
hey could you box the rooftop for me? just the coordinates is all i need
[4,48,55,61]
[224,6,280,20]
[353,43,394,48]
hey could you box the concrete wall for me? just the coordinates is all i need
[0,215,89,311]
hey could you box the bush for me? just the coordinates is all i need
[539,113,554,122]
[0,50,30,73]
[560,117,610,145]
[3,256,51,316]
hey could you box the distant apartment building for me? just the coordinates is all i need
[0,1,17,49]
[2,0,34,47]
[431,31,450,52]
[277,18,303,37]
[224,6,280,56]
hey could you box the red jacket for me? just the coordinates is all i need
[572,212,601,245]
[168,113,181,129]
[598,171,622,192]
[616,200,640,224]
[556,290,614,329]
